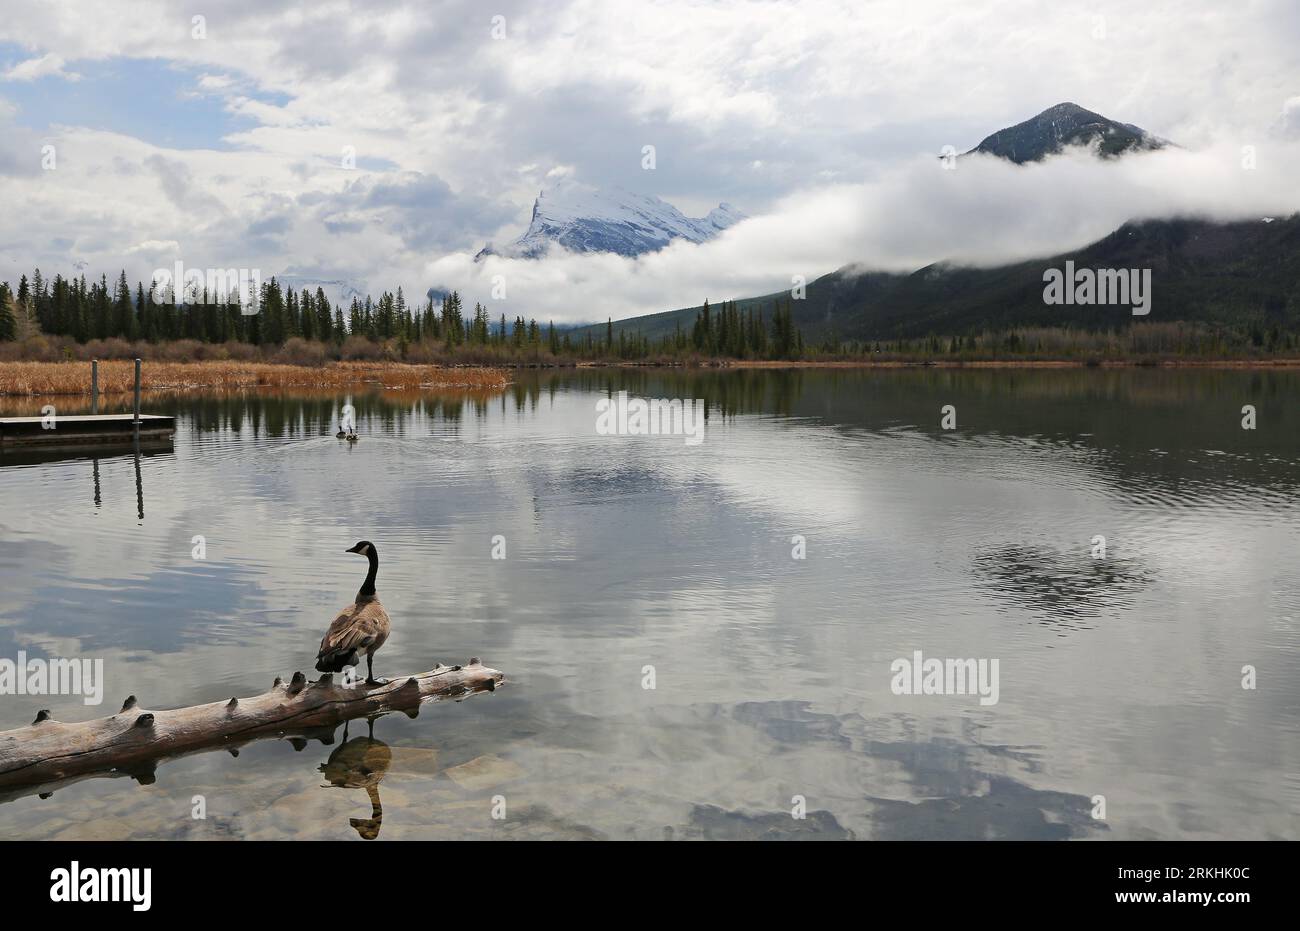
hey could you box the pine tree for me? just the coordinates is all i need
[93,275,111,339]
[261,278,286,345]
[112,271,135,340]
[441,291,463,347]
[0,282,15,341]
[349,298,363,337]
[299,288,315,341]
[286,288,301,338]
[316,288,333,341]
[31,269,52,332]
[136,282,154,342]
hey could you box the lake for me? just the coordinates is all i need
[1,367,1297,840]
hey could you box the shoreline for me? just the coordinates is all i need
[0,360,509,397]
[3,356,1298,398]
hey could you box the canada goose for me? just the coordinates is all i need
[315,541,391,685]
[346,426,358,443]
[335,424,346,439]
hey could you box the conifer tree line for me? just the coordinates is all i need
[5,268,1298,363]
[682,299,803,359]
[568,299,806,360]
[0,268,815,361]
[0,270,441,347]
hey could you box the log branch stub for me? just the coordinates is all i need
[31,710,51,725]
[120,695,138,712]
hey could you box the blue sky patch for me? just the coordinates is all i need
[0,44,290,150]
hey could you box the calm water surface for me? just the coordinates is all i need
[1,368,1298,840]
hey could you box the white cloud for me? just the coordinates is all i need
[2,53,80,82]
[428,141,1300,323]
[196,73,235,91]
[0,0,1296,318]
[125,239,181,255]
[1277,96,1300,138]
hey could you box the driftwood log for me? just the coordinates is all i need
[0,659,503,803]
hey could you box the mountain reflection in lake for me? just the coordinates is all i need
[0,367,1297,840]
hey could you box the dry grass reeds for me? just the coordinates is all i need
[0,360,509,397]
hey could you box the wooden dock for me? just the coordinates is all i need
[0,414,175,450]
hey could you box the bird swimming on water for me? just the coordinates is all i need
[315,541,392,685]
[335,424,346,439]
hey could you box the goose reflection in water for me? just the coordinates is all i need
[319,719,392,840]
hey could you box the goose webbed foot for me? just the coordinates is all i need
[366,676,389,686]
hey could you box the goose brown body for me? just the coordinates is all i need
[315,598,390,671]
[315,541,391,682]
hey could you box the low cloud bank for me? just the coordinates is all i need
[430,140,1300,324]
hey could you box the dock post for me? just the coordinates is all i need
[91,360,99,415]
[133,358,142,435]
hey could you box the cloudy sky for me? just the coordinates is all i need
[1,0,1298,322]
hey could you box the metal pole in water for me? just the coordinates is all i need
[91,360,99,415]
[133,358,142,434]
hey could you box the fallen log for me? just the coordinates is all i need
[0,658,504,801]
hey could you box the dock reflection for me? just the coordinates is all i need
[0,444,165,520]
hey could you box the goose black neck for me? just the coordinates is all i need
[357,548,378,599]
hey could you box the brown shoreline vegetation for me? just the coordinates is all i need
[4,354,1298,398]
[0,360,509,397]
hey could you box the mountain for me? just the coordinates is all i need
[581,104,1226,343]
[586,215,1300,345]
[963,102,1168,163]
[477,180,745,259]
[276,275,368,310]
[810,215,1299,340]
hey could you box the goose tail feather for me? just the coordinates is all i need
[315,648,359,673]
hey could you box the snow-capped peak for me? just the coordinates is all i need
[703,203,745,233]
[478,180,746,260]
[276,275,369,310]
